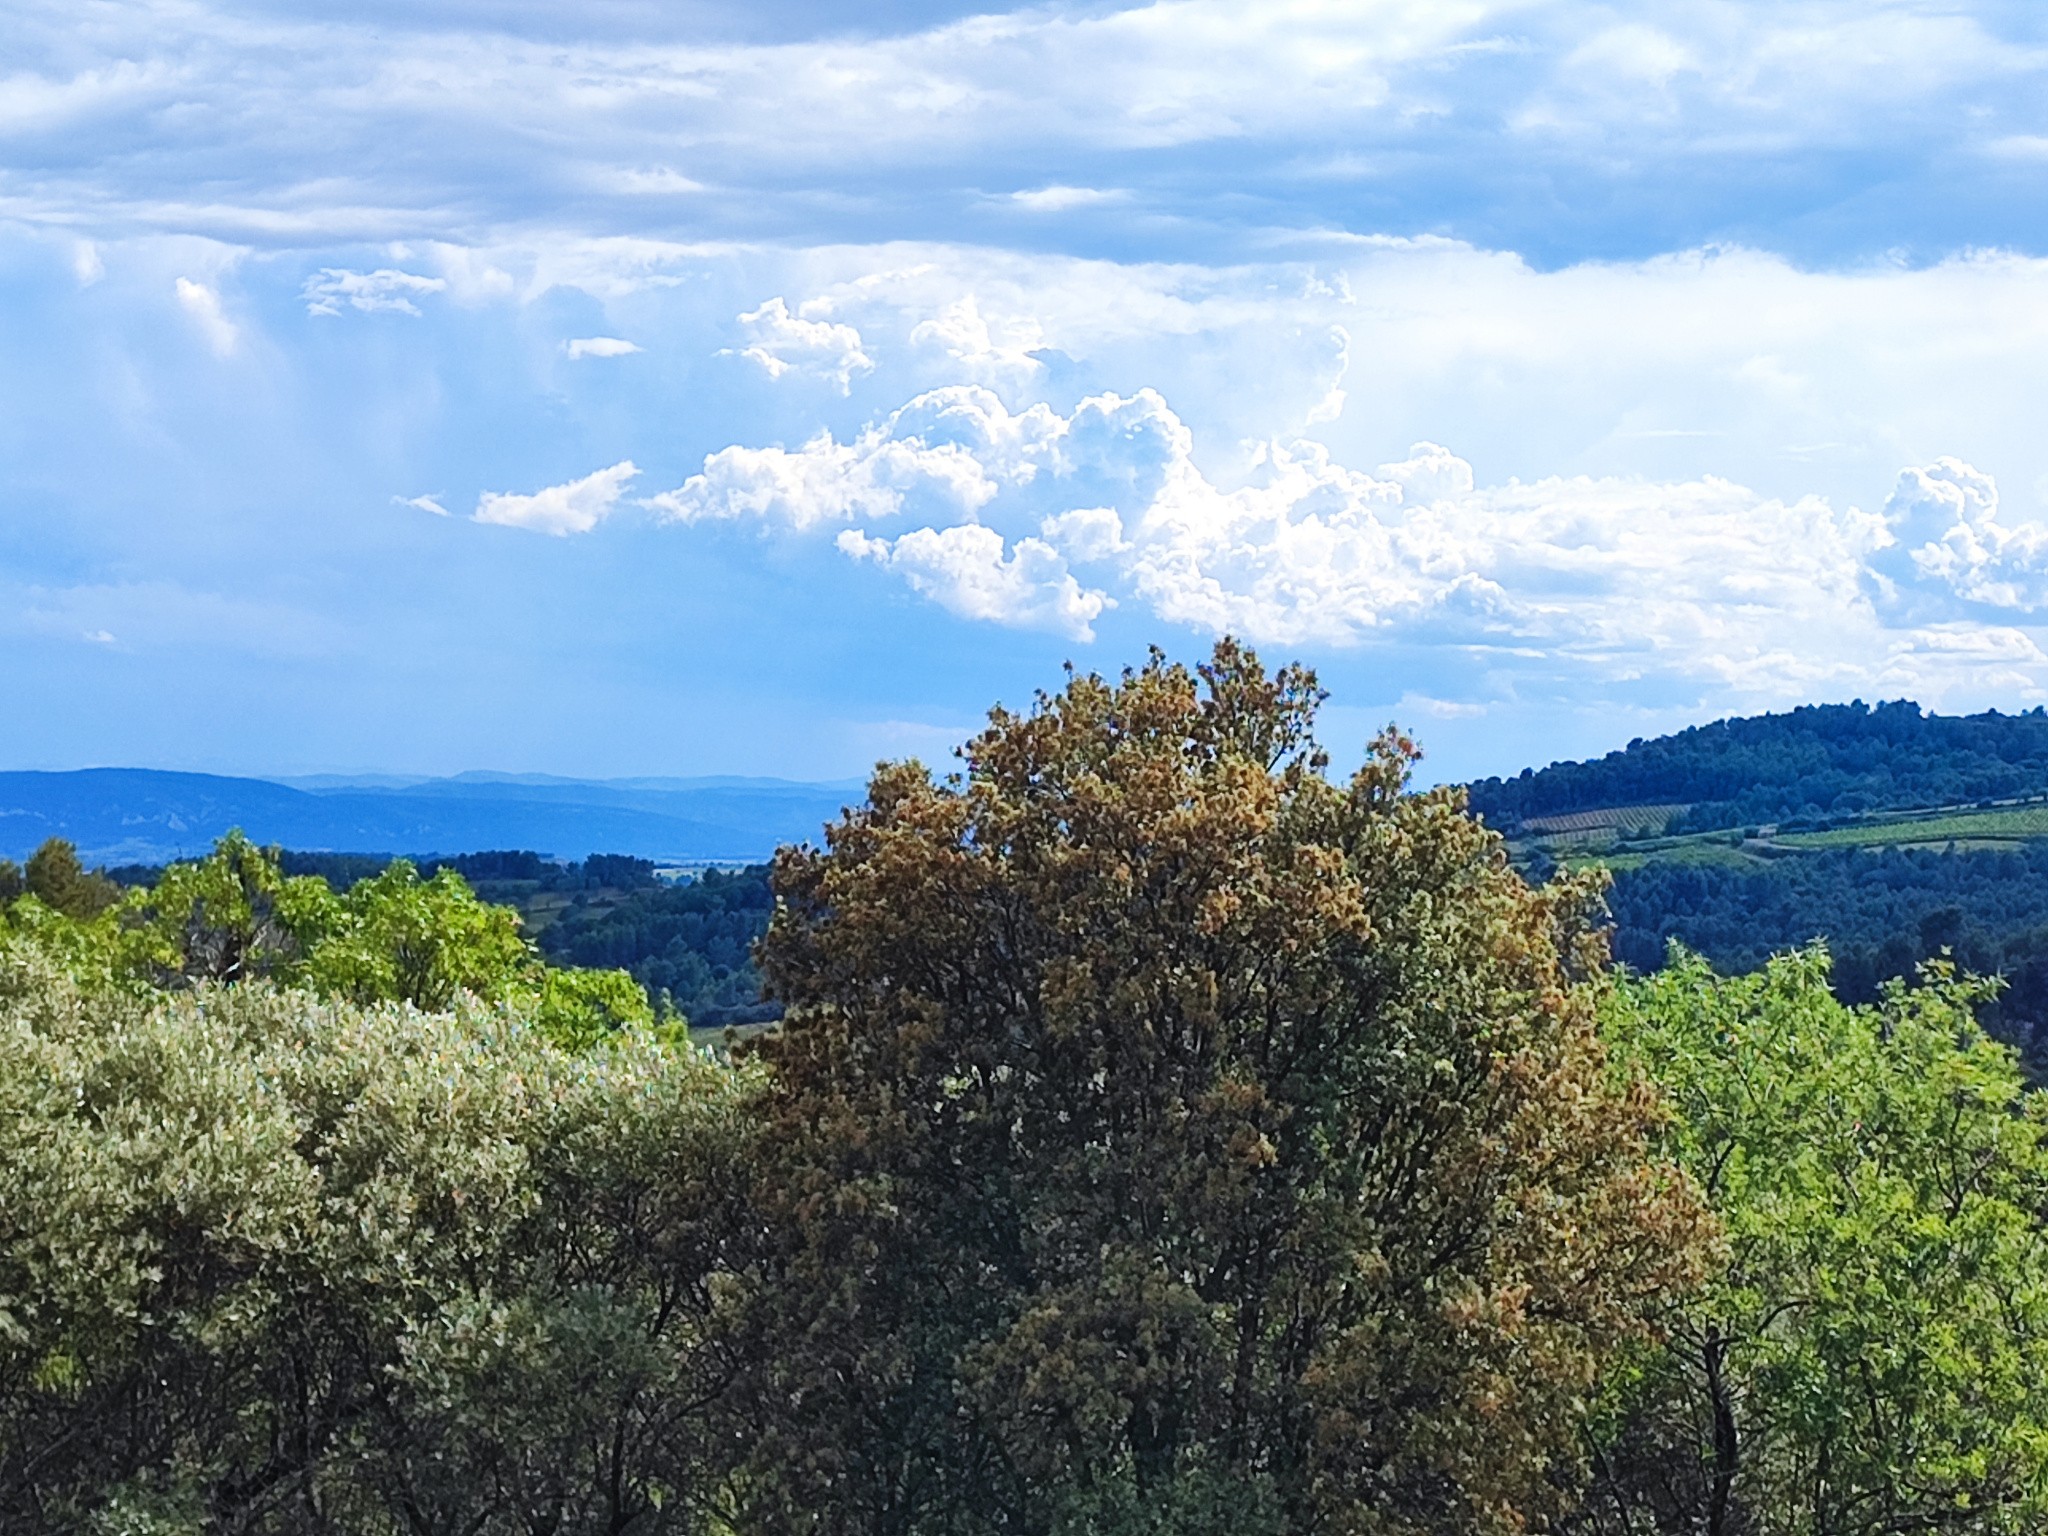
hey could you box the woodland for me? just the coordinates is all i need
[4,646,2048,1534]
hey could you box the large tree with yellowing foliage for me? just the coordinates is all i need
[733,641,1711,1536]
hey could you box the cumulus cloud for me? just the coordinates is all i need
[656,382,1928,696]
[1375,441,1475,505]
[909,296,1046,381]
[1889,459,2048,611]
[731,297,872,392]
[174,277,236,356]
[475,461,639,536]
[303,267,446,316]
[564,335,641,359]
[645,385,1062,529]
[1040,505,1125,562]
[838,525,1111,640]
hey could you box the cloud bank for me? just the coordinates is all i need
[641,379,2048,705]
[4,0,2045,264]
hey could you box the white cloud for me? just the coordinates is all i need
[475,461,639,536]
[598,167,706,195]
[303,267,447,316]
[174,276,236,356]
[565,335,642,359]
[1376,441,1475,504]
[838,525,1111,641]
[647,385,1060,529]
[660,382,1948,701]
[649,429,992,531]
[1040,505,1125,563]
[1007,186,1128,212]
[0,59,175,135]
[1398,692,1487,719]
[1890,459,2048,611]
[82,628,115,645]
[398,493,450,516]
[419,243,519,303]
[732,297,872,392]
[71,240,102,285]
[1304,325,1349,426]
[0,0,2039,265]
[909,295,1045,382]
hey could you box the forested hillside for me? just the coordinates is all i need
[1469,699,2048,831]
[1603,845,2048,1049]
[1457,699,2048,1060]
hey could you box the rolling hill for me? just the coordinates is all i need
[0,768,860,866]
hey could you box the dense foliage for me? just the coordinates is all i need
[0,838,121,918]
[112,851,779,1032]
[1469,700,2048,832]
[2,833,658,1047]
[734,643,1710,1536]
[1586,952,2048,1535]
[16,646,2048,1534]
[0,949,754,1533]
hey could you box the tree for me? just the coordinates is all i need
[122,829,337,985]
[736,641,1710,1536]
[22,839,118,919]
[0,860,21,906]
[1585,950,2048,1535]
[294,858,530,1011]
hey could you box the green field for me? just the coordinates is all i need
[1776,805,2048,850]
[1549,842,1766,875]
[1511,800,2048,872]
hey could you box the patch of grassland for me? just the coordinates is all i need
[1777,806,2048,850]
[1562,841,1772,874]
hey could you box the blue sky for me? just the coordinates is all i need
[9,0,2048,784]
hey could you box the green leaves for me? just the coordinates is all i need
[1,833,664,1050]
[1595,949,2048,1533]
[294,858,530,1010]
[0,951,754,1532]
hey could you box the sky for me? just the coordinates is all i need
[8,0,2048,785]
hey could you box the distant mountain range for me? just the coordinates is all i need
[0,769,865,866]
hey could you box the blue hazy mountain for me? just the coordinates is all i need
[0,769,864,865]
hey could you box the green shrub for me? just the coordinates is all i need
[0,948,754,1534]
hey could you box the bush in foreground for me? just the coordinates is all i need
[0,948,754,1533]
